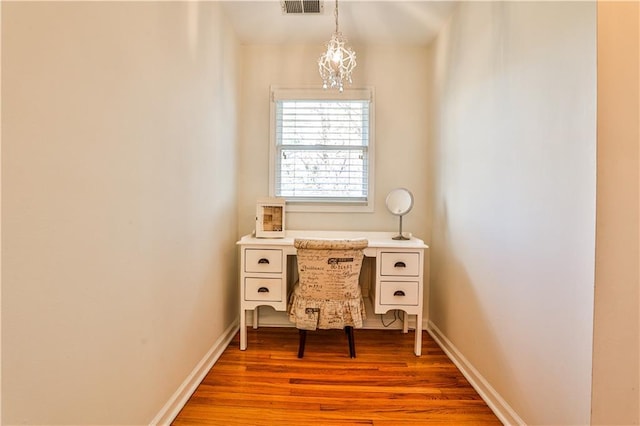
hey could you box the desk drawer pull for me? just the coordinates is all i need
[245,278,281,302]
[381,252,419,276]
[245,249,282,273]
[393,290,406,297]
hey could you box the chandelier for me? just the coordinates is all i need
[318,0,356,92]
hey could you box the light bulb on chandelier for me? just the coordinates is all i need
[318,0,356,92]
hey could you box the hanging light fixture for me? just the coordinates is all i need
[318,0,356,92]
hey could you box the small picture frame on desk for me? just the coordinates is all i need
[255,197,286,238]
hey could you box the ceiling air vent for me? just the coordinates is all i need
[281,0,323,14]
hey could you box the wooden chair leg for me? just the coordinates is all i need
[345,326,356,358]
[298,329,307,358]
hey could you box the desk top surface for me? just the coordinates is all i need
[237,230,428,249]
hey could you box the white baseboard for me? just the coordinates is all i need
[149,319,239,425]
[427,321,525,426]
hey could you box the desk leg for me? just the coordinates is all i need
[414,313,422,356]
[253,306,259,329]
[240,309,247,350]
[403,312,409,334]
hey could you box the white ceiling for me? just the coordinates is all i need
[220,1,459,45]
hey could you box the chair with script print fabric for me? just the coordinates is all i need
[288,238,368,358]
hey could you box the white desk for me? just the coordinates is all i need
[237,230,428,356]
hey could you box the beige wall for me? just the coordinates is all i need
[1,2,239,424]
[592,2,640,424]
[430,2,597,424]
[3,2,636,425]
[237,44,431,242]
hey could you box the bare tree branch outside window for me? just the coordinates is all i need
[275,100,369,202]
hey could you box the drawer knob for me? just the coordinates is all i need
[258,258,270,264]
[257,287,270,293]
[394,261,406,268]
[393,290,406,297]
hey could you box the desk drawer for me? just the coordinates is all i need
[380,252,420,276]
[245,249,283,273]
[379,281,419,306]
[244,278,282,302]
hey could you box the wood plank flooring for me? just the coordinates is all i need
[173,327,501,425]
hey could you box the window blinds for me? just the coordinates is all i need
[274,99,370,203]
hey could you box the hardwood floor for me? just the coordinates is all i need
[173,327,501,425]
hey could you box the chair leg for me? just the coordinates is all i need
[298,329,307,358]
[345,326,356,358]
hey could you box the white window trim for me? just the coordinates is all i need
[269,86,375,213]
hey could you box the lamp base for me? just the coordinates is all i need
[392,234,410,241]
[392,215,410,240]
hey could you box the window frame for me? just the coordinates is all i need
[269,86,375,213]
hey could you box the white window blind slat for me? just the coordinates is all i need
[273,97,371,203]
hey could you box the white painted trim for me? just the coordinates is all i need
[149,320,239,426]
[427,321,526,426]
[268,86,376,214]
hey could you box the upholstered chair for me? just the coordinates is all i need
[288,238,368,358]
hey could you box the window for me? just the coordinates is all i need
[270,88,374,212]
